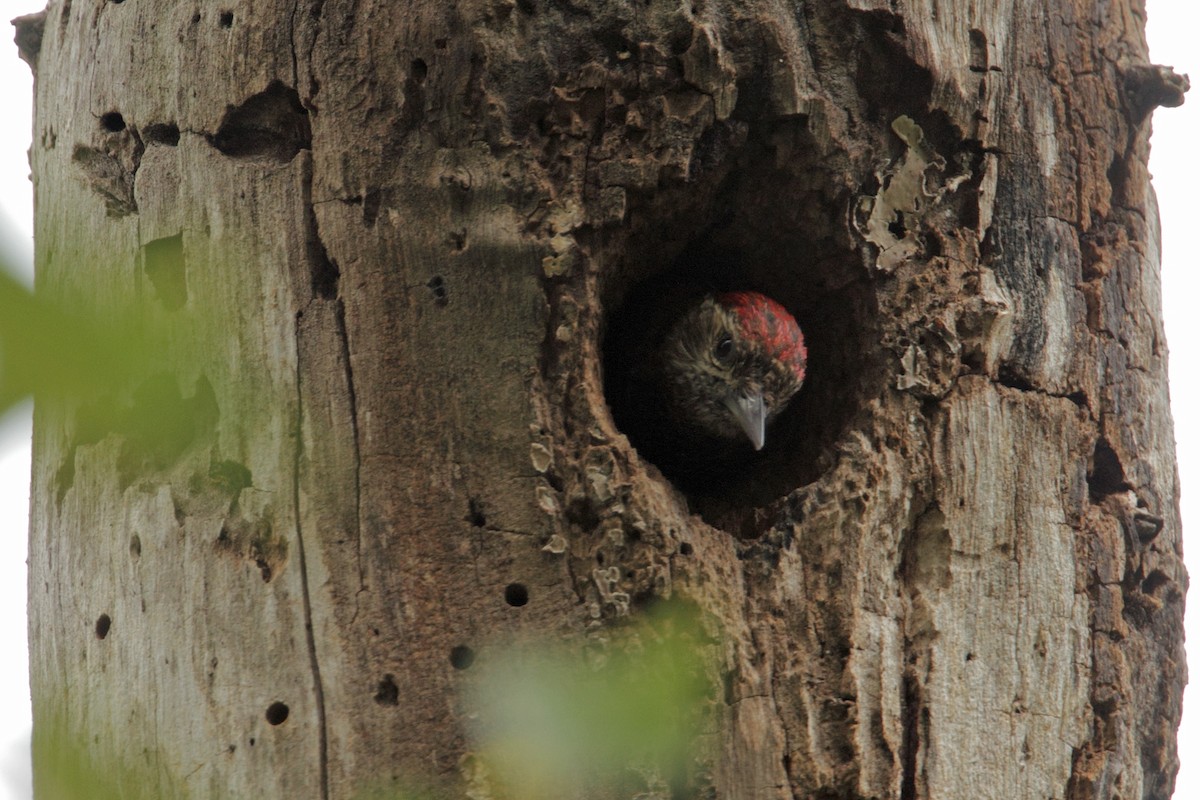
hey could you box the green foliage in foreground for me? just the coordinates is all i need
[32,711,168,800]
[0,247,251,464]
[470,600,716,799]
[0,258,171,425]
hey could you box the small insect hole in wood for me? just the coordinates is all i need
[449,645,475,670]
[427,275,449,306]
[265,702,289,725]
[466,497,486,527]
[374,674,400,706]
[145,122,181,146]
[99,111,125,132]
[504,583,529,607]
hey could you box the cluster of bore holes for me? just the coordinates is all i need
[94,602,286,727]
[100,110,181,147]
[93,613,300,731]
[446,581,530,670]
[185,11,233,26]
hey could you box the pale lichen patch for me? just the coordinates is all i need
[855,116,970,272]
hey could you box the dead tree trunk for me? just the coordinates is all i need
[21,0,1185,798]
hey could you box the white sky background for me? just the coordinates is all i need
[0,3,1195,798]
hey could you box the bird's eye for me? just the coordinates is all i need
[713,334,734,362]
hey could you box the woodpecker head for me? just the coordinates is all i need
[659,291,807,450]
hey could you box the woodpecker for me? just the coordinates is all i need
[658,291,806,450]
[606,288,807,489]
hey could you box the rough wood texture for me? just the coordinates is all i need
[24,0,1184,798]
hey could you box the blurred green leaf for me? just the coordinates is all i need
[0,264,157,416]
[32,711,169,800]
[472,600,717,799]
[0,235,266,478]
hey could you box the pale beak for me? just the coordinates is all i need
[724,391,767,450]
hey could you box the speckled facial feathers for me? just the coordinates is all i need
[659,292,806,447]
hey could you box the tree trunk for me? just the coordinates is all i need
[21,0,1185,798]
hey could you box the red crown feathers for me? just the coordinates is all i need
[715,291,807,381]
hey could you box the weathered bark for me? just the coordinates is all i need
[22,0,1184,798]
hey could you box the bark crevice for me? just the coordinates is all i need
[291,312,331,800]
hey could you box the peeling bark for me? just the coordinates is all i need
[25,0,1183,798]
